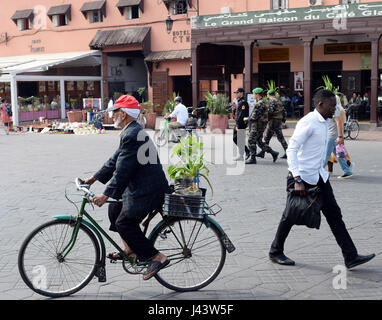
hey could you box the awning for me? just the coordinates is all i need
[89,27,150,49]
[47,4,71,21]
[116,0,144,14]
[11,9,34,24]
[0,51,101,75]
[145,49,191,62]
[80,0,106,18]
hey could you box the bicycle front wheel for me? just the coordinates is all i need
[348,120,359,140]
[155,129,168,147]
[151,217,226,292]
[18,219,100,298]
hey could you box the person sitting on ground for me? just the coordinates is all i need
[84,94,171,281]
[164,96,189,143]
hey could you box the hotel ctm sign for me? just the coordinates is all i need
[193,2,382,29]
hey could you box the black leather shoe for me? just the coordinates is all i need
[271,151,279,163]
[345,254,375,269]
[269,253,295,266]
[256,150,265,158]
[281,153,287,159]
[245,156,257,164]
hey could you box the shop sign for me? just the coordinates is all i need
[360,54,382,70]
[325,42,371,54]
[294,72,304,91]
[29,39,45,53]
[172,30,191,43]
[259,48,289,62]
[194,2,382,29]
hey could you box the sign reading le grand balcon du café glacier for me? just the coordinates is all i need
[193,2,382,29]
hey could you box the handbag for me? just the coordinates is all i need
[282,176,322,229]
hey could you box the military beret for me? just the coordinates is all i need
[267,89,276,95]
[252,88,263,94]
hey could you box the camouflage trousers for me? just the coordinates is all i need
[264,119,288,151]
[248,122,274,156]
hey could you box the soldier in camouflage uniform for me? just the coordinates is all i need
[257,89,288,159]
[245,88,279,164]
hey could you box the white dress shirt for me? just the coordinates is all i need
[286,109,329,185]
[170,103,188,126]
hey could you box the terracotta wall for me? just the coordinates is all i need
[0,0,193,57]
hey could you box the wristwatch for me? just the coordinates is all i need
[294,176,303,183]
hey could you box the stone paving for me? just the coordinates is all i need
[0,123,381,300]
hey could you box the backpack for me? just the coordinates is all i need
[5,103,12,117]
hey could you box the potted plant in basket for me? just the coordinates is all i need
[205,92,230,133]
[168,136,213,196]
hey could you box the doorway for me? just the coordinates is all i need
[258,63,291,90]
[172,76,192,107]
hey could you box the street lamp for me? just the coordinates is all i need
[165,15,173,34]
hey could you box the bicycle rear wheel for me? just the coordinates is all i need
[348,120,359,140]
[18,219,100,298]
[151,217,226,292]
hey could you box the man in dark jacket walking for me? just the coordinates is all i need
[85,94,171,280]
[232,88,250,161]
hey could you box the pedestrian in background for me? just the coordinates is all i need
[1,98,12,135]
[232,88,250,161]
[269,89,375,269]
[323,95,352,179]
[257,89,288,159]
[244,88,279,164]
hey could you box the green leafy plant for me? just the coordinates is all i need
[205,92,229,117]
[265,80,281,101]
[168,136,213,195]
[140,100,158,113]
[316,75,345,106]
[137,87,146,102]
[162,92,179,115]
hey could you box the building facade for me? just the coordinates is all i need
[0,0,195,125]
[0,0,381,126]
[192,0,382,125]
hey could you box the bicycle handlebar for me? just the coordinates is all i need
[75,178,95,198]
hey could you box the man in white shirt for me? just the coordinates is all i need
[269,89,375,269]
[165,96,189,142]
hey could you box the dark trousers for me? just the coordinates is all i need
[109,194,165,261]
[264,119,288,151]
[233,127,249,156]
[270,174,358,262]
[248,123,275,156]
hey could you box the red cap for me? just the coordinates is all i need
[113,95,140,110]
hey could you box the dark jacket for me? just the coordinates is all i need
[94,121,170,200]
[235,97,249,129]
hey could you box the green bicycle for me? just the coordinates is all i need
[18,178,235,298]
[155,118,201,147]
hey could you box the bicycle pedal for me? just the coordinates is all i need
[96,266,107,282]
[109,259,118,264]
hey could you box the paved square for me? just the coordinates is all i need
[0,125,381,300]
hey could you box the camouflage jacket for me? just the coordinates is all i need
[268,98,284,120]
[249,99,268,123]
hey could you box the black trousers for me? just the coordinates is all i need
[270,174,358,262]
[233,127,249,156]
[108,194,165,261]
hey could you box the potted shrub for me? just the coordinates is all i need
[168,136,213,195]
[205,92,230,133]
[140,100,157,130]
[316,75,347,106]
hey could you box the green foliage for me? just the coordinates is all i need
[205,92,229,117]
[316,75,345,106]
[265,80,281,102]
[162,92,179,115]
[137,87,146,102]
[168,136,213,195]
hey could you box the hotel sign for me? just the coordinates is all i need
[324,42,371,54]
[194,2,382,29]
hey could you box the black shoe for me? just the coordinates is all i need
[256,150,265,158]
[245,156,257,164]
[269,253,295,266]
[271,151,279,163]
[281,153,287,159]
[345,254,375,269]
[245,151,250,160]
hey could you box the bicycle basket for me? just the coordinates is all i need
[163,190,206,219]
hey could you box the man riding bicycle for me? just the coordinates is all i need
[84,94,171,280]
[164,96,188,143]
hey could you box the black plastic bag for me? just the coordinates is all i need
[282,177,322,229]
